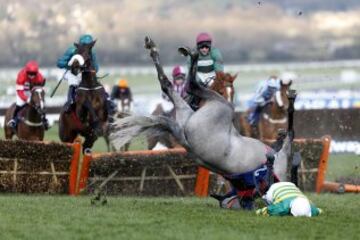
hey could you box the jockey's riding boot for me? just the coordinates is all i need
[7,105,22,129]
[64,85,77,113]
[42,114,50,130]
[250,124,260,139]
[106,98,116,123]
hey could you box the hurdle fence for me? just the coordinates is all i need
[0,135,358,195]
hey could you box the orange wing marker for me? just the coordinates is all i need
[68,139,81,195]
[194,167,210,197]
[78,149,92,193]
[315,135,331,193]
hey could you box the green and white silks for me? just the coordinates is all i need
[188,47,224,86]
[256,182,322,217]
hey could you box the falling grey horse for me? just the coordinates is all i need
[110,37,291,209]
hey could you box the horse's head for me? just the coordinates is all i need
[73,40,96,72]
[29,86,45,115]
[211,72,237,103]
[273,79,292,110]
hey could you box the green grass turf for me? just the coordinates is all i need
[326,154,360,182]
[0,194,358,240]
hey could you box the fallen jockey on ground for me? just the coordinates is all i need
[256,182,322,217]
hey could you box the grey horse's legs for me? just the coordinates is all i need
[144,36,193,127]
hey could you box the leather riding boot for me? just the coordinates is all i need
[7,105,23,129]
[250,124,260,139]
[106,98,116,123]
[65,85,77,113]
[42,114,50,130]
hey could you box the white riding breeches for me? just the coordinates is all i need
[16,92,29,106]
[197,71,216,87]
[64,71,82,86]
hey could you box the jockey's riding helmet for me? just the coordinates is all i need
[118,79,128,88]
[280,72,295,85]
[25,60,39,74]
[79,34,94,45]
[172,65,186,79]
[196,32,212,49]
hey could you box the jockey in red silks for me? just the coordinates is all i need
[7,60,49,129]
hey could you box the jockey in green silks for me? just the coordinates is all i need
[186,32,224,110]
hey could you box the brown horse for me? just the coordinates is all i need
[59,41,107,152]
[147,72,237,150]
[239,80,292,140]
[4,86,46,140]
[209,72,236,103]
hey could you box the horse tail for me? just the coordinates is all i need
[109,114,187,151]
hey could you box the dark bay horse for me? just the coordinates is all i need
[4,86,46,140]
[239,80,292,140]
[59,41,107,152]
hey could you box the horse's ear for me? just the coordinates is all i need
[89,40,97,48]
[74,42,80,48]
[231,73,238,82]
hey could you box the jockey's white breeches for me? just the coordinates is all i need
[197,71,216,87]
[16,92,29,106]
[64,71,82,86]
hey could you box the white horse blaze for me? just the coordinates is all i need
[35,88,44,110]
[226,86,232,102]
[275,90,284,107]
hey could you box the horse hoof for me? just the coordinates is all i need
[91,199,97,205]
[178,47,190,57]
[144,36,156,50]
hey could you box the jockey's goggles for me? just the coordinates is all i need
[174,75,185,80]
[27,72,37,76]
[197,42,211,50]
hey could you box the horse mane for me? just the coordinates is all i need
[210,72,237,94]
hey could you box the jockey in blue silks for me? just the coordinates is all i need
[247,76,281,127]
[57,34,115,120]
